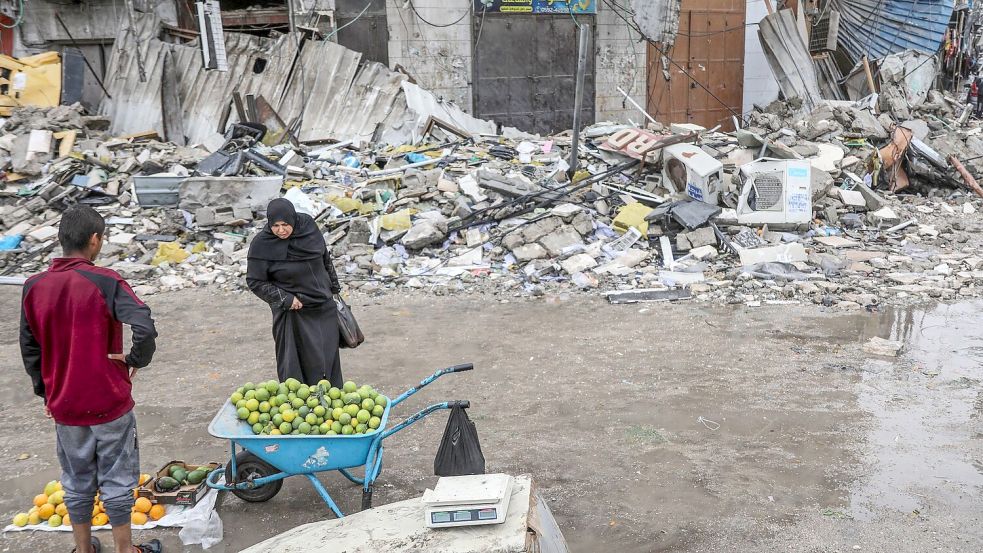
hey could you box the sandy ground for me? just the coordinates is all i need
[0,287,980,552]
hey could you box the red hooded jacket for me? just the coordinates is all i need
[20,258,157,426]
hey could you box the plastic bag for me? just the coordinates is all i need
[151,242,190,266]
[434,405,485,477]
[336,296,364,349]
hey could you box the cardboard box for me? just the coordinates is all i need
[138,460,220,507]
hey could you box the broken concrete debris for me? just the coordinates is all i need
[1,50,983,311]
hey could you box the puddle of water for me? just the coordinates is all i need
[850,302,983,520]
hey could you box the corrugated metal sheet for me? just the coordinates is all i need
[832,0,955,63]
[101,12,492,147]
[277,40,363,142]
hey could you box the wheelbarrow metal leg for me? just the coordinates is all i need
[304,474,345,518]
[338,468,364,485]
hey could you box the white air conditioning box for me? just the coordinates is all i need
[661,143,725,205]
[736,158,813,227]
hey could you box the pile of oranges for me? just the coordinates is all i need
[11,476,164,528]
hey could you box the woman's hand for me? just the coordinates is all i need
[290,297,304,310]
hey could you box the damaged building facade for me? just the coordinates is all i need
[0,1,980,137]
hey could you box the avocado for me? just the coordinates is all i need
[155,476,180,492]
[171,468,189,484]
[168,464,185,477]
[186,469,208,485]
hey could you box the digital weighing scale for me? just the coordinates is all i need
[422,473,514,528]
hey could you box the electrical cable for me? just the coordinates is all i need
[0,0,23,29]
[407,0,471,28]
[325,0,374,40]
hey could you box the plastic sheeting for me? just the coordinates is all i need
[758,9,824,111]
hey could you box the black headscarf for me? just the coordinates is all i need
[248,198,325,261]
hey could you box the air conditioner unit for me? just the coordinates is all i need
[736,159,813,228]
[809,8,840,53]
[661,143,725,205]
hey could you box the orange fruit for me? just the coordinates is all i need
[130,512,148,526]
[33,494,48,508]
[133,488,139,498]
[138,473,152,486]
[62,514,71,526]
[38,504,55,520]
[148,504,165,521]
[54,503,68,517]
[92,512,109,526]
[133,497,152,513]
[92,504,101,516]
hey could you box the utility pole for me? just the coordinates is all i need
[567,24,590,178]
[287,0,297,34]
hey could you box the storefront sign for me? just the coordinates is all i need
[474,0,597,15]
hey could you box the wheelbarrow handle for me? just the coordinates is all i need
[449,400,470,409]
[391,363,475,407]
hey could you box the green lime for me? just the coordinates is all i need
[273,414,284,426]
[344,404,360,417]
[313,405,326,417]
[291,398,304,408]
[305,413,318,425]
[244,389,256,400]
[319,422,331,434]
[252,422,264,434]
[230,392,243,404]
[270,405,280,415]
[245,398,259,411]
[343,381,357,393]
[356,410,370,424]
[298,422,311,434]
[286,378,301,392]
[310,426,320,435]
[259,413,271,424]
[339,413,352,425]
[375,395,388,408]
[368,416,381,429]
[276,394,288,405]
[281,409,295,423]
[331,399,344,409]
[259,401,271,413]
[297,386,310,400]
[372,405,384,417]
[298,406,310,418]
[247,411,260,425]
[236,399,247,409]
[327,430,338,435]
[341,425,354,435]
[306,396,319,408]
[254,388,270,402]
[328,387,342,400]
[237,407,250,420]
[278,383,288,395]
[355,423,367,434]
[332,407,344,420]
[292,418,302,430]
[361,398,375,411]
[243,382,255,392]
[279,422,292,434]
[331,421,343,433]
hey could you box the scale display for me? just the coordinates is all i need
[430,508,499,525]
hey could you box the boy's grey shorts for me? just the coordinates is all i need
[55,410,139,526]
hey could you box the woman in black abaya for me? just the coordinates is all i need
[247,198,343,386]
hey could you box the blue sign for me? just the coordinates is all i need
[474,0,597,15]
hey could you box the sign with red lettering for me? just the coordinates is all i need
[599,128,669,160]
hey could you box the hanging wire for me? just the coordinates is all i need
[407,0,471,28]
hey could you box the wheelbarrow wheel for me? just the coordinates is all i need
[225,451,282,503]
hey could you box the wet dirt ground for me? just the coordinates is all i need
[0,288,980,552]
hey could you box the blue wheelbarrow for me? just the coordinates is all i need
[205,363,472,517]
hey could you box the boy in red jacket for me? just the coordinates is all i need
[20,206,161,553]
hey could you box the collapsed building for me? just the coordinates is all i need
[0,1,982,309]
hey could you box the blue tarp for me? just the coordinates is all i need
[833,0,956,63]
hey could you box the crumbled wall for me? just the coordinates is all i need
[594,4,649,124]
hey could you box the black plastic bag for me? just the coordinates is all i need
[434,405,485,476]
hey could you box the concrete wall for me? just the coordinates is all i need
[384,2,648,124]
[743,0,780,114]
[385,1,472,110]
[595,4,649,124]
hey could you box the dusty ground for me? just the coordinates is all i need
[0,287,980,552]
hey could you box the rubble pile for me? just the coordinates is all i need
[3,86,983,308]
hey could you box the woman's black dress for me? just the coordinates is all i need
[246,199,344,386]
